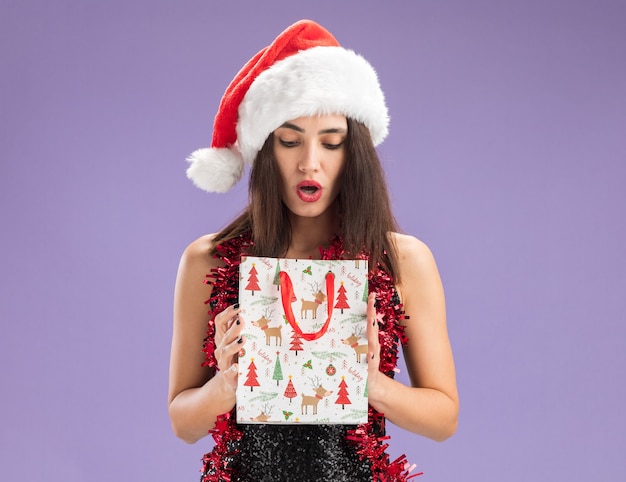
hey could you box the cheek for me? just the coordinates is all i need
[328,170,345,198]
[331,158,347,184]
[276,171,292,198]
[274,152,296,177]
[273,161,289,185]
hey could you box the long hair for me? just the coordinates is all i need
[210,118,400,279]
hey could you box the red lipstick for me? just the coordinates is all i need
[296,181,322,202]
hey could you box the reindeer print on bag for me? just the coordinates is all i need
[250,403,274,422]
[252,308,282,346]
[300,281,327,319]
[342,326,368,363]
[301,376,333,415]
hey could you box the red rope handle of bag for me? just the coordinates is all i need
[279,270,335,341]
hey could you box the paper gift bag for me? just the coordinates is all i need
[236,256,369,424]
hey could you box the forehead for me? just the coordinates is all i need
[277,115,347,132]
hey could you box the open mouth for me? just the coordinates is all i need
[297,181,322,202]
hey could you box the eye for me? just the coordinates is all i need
[279,139,300,148]
[323,142,344,150]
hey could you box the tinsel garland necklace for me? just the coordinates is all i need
[200,233,423,481]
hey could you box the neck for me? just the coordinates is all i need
[286,210,338,259]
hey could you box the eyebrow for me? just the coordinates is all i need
[279,122,347,135]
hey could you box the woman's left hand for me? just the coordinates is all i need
[366,292,384,402]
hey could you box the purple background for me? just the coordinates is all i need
[1,1,625,480]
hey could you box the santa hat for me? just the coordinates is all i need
[186,19,389,193]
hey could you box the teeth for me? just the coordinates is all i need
[300,186,318,193]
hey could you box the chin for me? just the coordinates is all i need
[290,204,337,222]
[284,194,339,221]
[290,208,326,219]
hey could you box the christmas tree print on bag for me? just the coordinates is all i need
[236,256,369,424]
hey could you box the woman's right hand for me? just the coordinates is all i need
[213,304,246,393]
[169,235,249,442]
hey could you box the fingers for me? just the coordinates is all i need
[214,303,241,346]
[366,293,380,369]
[214,304,246,372]
[222,363,239,380]
[216,333,246,375]
[215,303,241,329]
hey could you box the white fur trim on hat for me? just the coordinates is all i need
[186,147,245,193]
[236,46,389,165]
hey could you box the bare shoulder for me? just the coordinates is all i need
[182,233,216,258]
[389,232,438,272]
[389,232,443,307]
[179,234,221,271]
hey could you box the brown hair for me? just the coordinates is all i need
[210,118,400,279]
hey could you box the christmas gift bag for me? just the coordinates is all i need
[236,256,369,424]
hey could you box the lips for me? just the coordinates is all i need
[296,180,322,202]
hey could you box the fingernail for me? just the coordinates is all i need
[233,303,240,310]
[371,353,375,360]
[372,320,375,326]
[237,337,243,344]
[236,319,241,325]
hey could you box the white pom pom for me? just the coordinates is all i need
[185,147,245,193]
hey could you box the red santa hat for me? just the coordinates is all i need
[186,19,389,193]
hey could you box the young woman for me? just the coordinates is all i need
[168,20,458,481]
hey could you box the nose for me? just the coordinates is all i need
[298,142,320,173]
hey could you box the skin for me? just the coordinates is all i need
[168,115,459,444]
